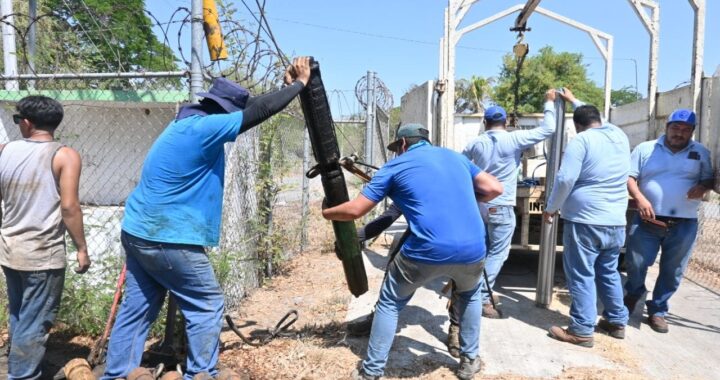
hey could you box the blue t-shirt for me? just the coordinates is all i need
[630,135,713,219]
[545,123,630,226]
[122,112,244,246]
[361,142,486,264]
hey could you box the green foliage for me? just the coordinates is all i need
[493,46,604,114]
[56,269,115,336]
[40,0,179,72]
[611,86,642,107]
[455,75,493,114]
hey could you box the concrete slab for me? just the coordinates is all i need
[347,238,720,379]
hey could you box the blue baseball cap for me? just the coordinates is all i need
[667,108,696,128]
[484,105,507,122]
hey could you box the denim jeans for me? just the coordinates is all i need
[2,266,65,380]
[480,205,516,304]
[624,214,698,317]
[361,253,484,377]
[562,221,628,336]
[102,231,225,380]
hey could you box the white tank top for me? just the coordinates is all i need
[0,140,67,270]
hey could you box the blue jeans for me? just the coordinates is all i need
[624,214,698,317]
[361,253,484,377]
[480,205,516,304]
[562,221,628,336]
[2,266,65,380]
[102,231,225,380]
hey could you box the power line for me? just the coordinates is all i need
[251,14,508,54]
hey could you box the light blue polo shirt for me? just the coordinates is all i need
[122,112,244,246]
[361,142,486,264]
[462,101,557,206]
[546,123,630,226]
[630,135,713,219]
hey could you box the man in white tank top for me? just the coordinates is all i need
[0,95,90,379]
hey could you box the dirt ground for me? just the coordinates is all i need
[2,206,719,379]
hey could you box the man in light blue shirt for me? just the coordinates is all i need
[624,108,714,333]
[543,90,630,347]
[461,89,557,320]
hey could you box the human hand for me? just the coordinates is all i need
[636,197,656,220]
[545,89,556,102]
[75,249,91,274]
[284,56,311,86]
[558,87,577,103]
[543,211,557,224]
[687,184,709,200]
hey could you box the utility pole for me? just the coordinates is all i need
[190,0,204,102]
[1,0,19,90]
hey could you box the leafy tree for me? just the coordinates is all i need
[611,86,642,107]
[493,46,604,114]
[455,75,493,114]
[42,0,178,72]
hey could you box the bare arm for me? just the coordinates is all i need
[53,147,90,274]
[322,194,377,221]
[628,176,655,220]
[473,171,503,202]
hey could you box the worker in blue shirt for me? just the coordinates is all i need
[623,108,715,333]
[543,89,630,347]
[323,123,502,380]
[102,57,312,379]
[461,89,558,320]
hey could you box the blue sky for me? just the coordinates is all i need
[148,1,719,117]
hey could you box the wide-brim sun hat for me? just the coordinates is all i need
[196,77,250,113]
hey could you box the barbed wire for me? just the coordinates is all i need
[355,74,394,112]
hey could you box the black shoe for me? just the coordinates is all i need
[447,324,460,358]
[347,312,374,336]
[351,368,380,380]
[456,355,482,380]
[596,318,626,339]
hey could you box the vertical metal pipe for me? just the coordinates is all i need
[647,5,660,140]
[536,94,566,308]
[300,128,311,251]
[190,0,204,102]
[1,0,19,90]
[364,71,375,169]
[28,0,37,86]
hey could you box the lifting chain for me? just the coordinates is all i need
[510,32,529,128]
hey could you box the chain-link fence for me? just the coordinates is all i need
[0,75,324,331]
[688,194,720,291]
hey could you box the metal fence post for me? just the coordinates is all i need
[300,128,311,250]
[190,0,204,102]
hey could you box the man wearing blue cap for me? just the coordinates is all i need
[623,108,715,333]
[459,88,561,322]
[102,57,312,379]
[323,123,503,380]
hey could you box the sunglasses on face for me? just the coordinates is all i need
[12,114,25,124]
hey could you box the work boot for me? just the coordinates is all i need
[350,368,380,380]
[482,303,502,319]
[547,326,594,347]
[647,315,669,333]
[456,354,482,380]
[596,318,626,339]
[623,294,641,314]
[347,311,374,336]
[447,324,460,358]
